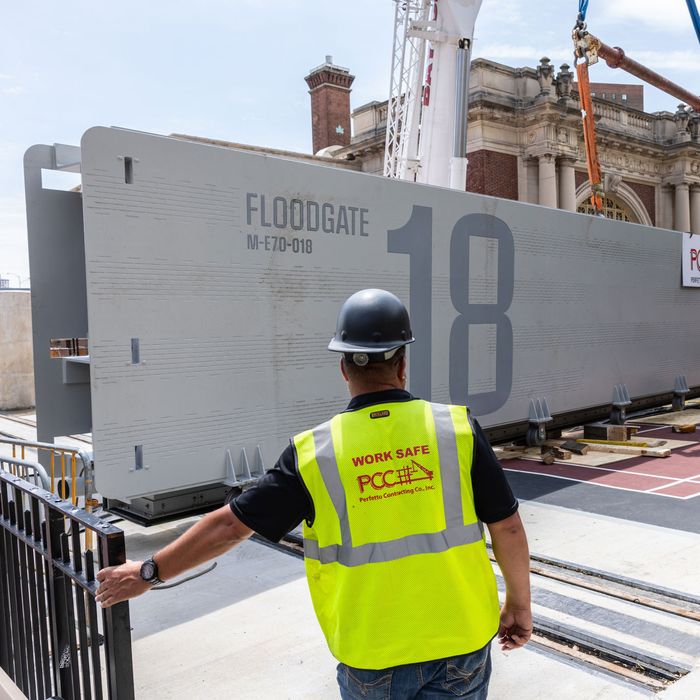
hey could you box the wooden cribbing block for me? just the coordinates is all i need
[673,424,697,433]
[581,442,671,458]
[583,423,630,442]
[580,439,649,447]
[557,440,590,455]
[493,448,524,461]
[628,438,667,447]
[541,445,572,460]
[551,447,572,460]
[541,451,556,465]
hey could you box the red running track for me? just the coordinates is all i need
[503,427,700,500]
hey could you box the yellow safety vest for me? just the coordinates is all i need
[294,399,500,669]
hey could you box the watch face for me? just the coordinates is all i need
[141,561,156,581]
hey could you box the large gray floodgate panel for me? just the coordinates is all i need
[79,127,700,501]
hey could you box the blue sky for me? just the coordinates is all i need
[2,0,699,283]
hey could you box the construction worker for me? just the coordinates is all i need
[97,288,532,699]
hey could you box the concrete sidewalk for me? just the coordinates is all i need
[124,498,700,698]
[0,668,28,700]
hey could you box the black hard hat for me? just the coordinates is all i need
[328,289,414,364]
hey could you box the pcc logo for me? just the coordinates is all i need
[357,460,434,493]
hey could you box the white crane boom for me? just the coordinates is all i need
[383,0,483,189]
[383,0,432,181]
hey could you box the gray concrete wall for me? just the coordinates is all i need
[0,290,35,410]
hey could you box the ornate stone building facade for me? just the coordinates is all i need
[312,57,700,233]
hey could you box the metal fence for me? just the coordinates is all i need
[0,469,134,700]
[0,435,95,506]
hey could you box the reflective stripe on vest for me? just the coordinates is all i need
[303,522,483,566]
[303,402,483,566]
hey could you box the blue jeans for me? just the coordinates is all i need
[336,643,492,699]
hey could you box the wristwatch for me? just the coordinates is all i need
[139,556,164,585]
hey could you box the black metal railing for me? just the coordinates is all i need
[0,469,134,700]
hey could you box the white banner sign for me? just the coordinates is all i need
[682,233,700,287]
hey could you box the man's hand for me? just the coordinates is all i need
[498,604,532,651]
[96,560,150,608]
[487,512,532,651]
[95,506,252,610]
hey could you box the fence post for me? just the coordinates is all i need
[99,532,135,700]
[0,479,13,675]
[44,503,76,699]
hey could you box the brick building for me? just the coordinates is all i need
[306,56,700,232]
[304,55,355,155]
[588,82,644,111]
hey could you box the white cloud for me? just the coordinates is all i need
[599,0,691,32]
[477,0,526,26]
[2,86,24,97]
[631,49,700,71]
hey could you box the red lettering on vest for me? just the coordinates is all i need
[357,460,433,493]
[395,445,430,459]
[352,450,394,467]
[357,474,371,491]
[370,472,385,490]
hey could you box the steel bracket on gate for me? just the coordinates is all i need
[672,375,690,412]
[526,398,553,446]
[610,384,632,425]
[224,445,266,489]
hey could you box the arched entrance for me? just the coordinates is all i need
[575,182,653,226]
[577,194,637,222]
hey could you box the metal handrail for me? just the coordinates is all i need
[0,435,94,508]
[1,435,97,550]
[0,456,50,491]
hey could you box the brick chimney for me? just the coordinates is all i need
[304,55,355,154]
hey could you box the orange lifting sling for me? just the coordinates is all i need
[573,0,700,215]
[573,2,603,215]
[575,59,603,214]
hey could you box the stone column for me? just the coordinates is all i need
[675,182,691,232]
[558,157,577,212]
[691,185,700,234]
[660,186,674,230]
[538,154,558,208]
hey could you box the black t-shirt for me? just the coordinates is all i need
[231,390,518,542]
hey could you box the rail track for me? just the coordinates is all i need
[521,551,700,623]
[510,549,699,690]
[0,412,92,445]
[255,533,699,691]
